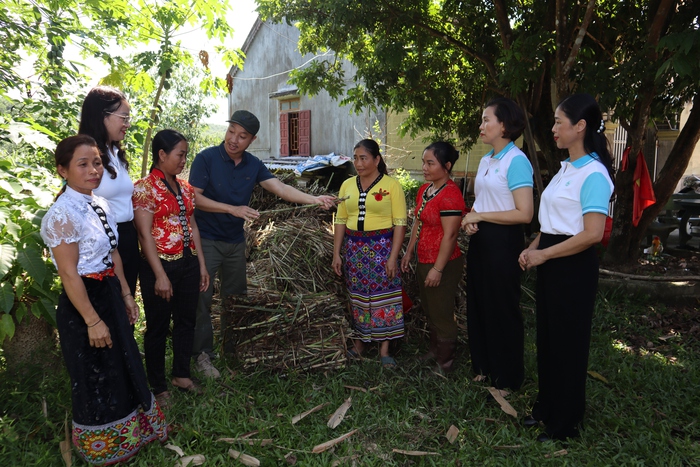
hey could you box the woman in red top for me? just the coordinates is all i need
[133,129,210,408]
[401,142,465,371]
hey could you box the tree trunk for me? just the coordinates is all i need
[604,94,700,265]
[603,0,680,265]
[140,70,168,178]
[2,314,57,374]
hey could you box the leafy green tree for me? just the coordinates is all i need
[0,0,243,352]
[257,0,700,265]
[123,62,219,165]
[95,0,242,176]
[0,161,61,343]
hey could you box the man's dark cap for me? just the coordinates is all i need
[227,110,260,136]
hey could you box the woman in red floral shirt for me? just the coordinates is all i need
[401,142,465,372]
[133,129,210,408]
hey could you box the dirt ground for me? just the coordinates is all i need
[600,239,700,353]
[605,247,700,277]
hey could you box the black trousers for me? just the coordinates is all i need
[140,250,200,394]
[532,233,598,439]
[117,221,140,296]
[466,221,525,391]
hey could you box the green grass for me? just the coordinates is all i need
[2,280,699,466]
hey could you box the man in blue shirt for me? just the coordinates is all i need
[189,110,336,377]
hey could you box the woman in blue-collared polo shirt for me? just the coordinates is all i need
[518,93,614,442]
[461,98,533,394]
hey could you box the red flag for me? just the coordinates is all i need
[622,147,656,226]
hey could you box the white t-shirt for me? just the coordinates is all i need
[472,141,533,213]
[538,154,614,236]
[93,146,134,223]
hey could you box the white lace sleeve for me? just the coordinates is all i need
[40,203,82,248]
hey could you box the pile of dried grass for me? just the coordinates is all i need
[249,217,343,296]
[219,174,470,371]
[221,288,348,372]
[220,174,348,371]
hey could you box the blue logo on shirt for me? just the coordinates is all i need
[565,181,571,187]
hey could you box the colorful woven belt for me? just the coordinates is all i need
[82,268,116,281]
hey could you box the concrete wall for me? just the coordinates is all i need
[385,110,493,178]
[681,103,700,178]
[228,20,383,159]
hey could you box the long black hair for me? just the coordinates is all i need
[151,129,188,171]
[557,94,615,182]
[78,86,129,179]
[354,139,388,175]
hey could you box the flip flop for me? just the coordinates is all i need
[346,348,362,360]
[173,379,203,395]
[381,356,397,369]
[155,391,172,411]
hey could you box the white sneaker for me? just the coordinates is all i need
[194,352,220,379]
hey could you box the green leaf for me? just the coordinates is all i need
[0,207,10,223]
[0,313,15,341]
[14,302,27,323]
[28,282,58,301]
[3,220,21,242]
[14,276,24,300]
[0,281,15,313]
[17,244,46,284]
[32,298,57,325]
[0,179,21,195]
[0,243,18,279]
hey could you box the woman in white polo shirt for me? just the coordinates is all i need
[461,97,533,394]
[79,86,139,296]
[518,93,614,442]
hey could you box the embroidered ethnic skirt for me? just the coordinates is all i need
[56,276,168,465]
[344,228,404,341]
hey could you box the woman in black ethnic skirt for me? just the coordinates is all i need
[40,135,167,465]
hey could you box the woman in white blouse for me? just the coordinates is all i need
[40,135,167,465]
[79,86,139,296]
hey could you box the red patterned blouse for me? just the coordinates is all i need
[132,168,197,256]
[414,179,465,264]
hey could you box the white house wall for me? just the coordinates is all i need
[228,20,384,159]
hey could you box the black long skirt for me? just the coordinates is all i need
[56,275,167,465]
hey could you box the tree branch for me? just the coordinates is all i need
[396,9,499,83]
[562,0,597,77]
[493,0,512,50]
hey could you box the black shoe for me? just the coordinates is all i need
[523,415,540,428]
[536,432,552,442]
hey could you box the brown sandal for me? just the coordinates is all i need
[155,391,172,411]
[173,379,203,395]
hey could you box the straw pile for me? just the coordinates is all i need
[220,174,349,371]
[221,290,348,372]
[219,172,469,372]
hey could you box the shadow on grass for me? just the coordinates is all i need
[1,276,699,466]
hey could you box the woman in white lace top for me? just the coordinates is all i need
[40,135,167,465]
